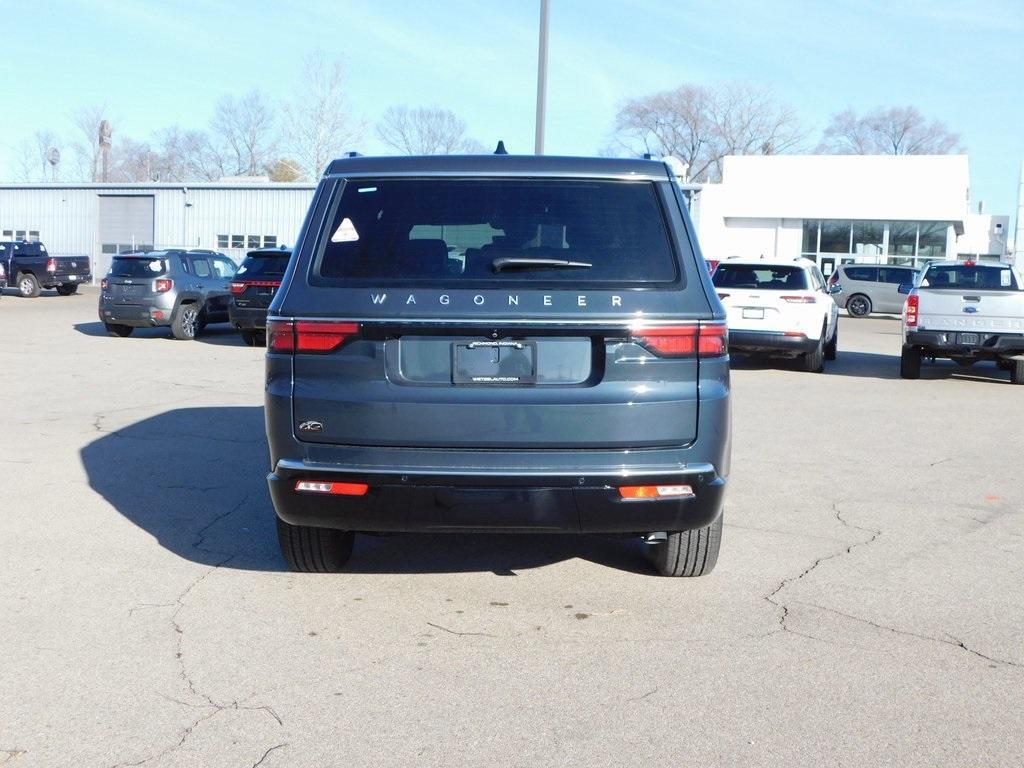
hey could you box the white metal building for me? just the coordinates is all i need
[691,155,1011,276]
[0,181,316,280]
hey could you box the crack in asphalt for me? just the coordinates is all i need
[0,749,27,765]
[794,601,1023,669]
[763,500,882,638]
[250,743,289,768]
[112,493,280,767]
[426,621,497,638]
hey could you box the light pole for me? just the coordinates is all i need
[534,0,550,155]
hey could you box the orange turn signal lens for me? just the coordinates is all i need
[619,484,694,499]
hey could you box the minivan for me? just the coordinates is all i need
[830,264,918,316]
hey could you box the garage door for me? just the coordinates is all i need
[97,195,155,277]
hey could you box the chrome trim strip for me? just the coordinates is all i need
[275,458,715,479]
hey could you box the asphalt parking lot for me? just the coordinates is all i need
[1,287,1022,768]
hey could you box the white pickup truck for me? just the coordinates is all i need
[899,261,1024,384]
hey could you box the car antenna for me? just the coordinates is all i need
[494,140,508,155]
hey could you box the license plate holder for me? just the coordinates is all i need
[958,332,979,345]
[742,308,765,320]
[453,340,537,385]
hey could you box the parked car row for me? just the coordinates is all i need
[96,246,289,343]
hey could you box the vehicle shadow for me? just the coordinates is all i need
[72,320,250,346]
[731,351,1012,383]
[80,406,654,575]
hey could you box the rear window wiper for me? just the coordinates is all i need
[491,257,593,273]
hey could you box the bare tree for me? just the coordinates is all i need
[819,106,962,155]
[70,104,109,181]
[209,90,278,177]
[282,50,363,179]
[612,84,718,180]
[153,126,223,181]
[377,106,484,155]
[611,82,804,181]
[10,131,62,181]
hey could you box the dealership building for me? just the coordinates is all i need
[691,154,1011,276]
[0,155,1015,283]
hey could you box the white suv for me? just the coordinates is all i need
[711,257,841,372]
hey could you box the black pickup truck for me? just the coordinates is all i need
[0,241,92,298]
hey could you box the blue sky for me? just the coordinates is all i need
[1,0,1021,217]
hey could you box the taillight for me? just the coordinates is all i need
[781,295,816,303]
[46,258,57,273]
[827,272,839,285]
[100,278,109,290]
[905,294,919,328]
[230,281,246,295]
[631,322,727,358]
[706,260,719,274]
[154,278,173,293]
[267,319,359,354]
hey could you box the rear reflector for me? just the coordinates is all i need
[267,319,360,354]
[619,485,694,499]
[631,322,728,358]
[294,480,369,496]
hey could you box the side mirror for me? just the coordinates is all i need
[827,284,843,295]
[897,283,912,294]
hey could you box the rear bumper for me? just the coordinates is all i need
[269,460,726,534]
[229,304,268,330]
[44,272,91,287]
[728,330,818,355]
[98,303,171,327]
[907,330,1024,358]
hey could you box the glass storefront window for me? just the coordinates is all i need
[917,222,947,259]
[819,220,851,253]
[888,222,917,257]
[801,220,820,254]
[852,221,884,255]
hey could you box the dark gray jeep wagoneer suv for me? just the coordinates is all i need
[265,154,731,576]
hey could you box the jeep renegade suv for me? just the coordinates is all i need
[265,154,731,576]
[99,249,237,339]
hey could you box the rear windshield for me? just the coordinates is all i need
[712,264,808,290]
[110,257,167,277]
[922,264,1019,291]
[237,253,290,279]
[312,178,680,286]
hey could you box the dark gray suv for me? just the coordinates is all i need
[99,249,237,339]
[265,155,731,576]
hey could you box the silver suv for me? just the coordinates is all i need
[829,264,918,317]
[99,249,237,339]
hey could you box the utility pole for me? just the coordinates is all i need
[534,0,550,155]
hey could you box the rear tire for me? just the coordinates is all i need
[56,284,78,296]
[1011,360,1024,386]
[16,273,40,298]
[171,304,201,340]
[824,324,838,361]
[900,346,921,379]
[801,334,825,372]
[276,518,355,572]
[650,514,723,577]
[104,323,133,337]
[846,294,871,317]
